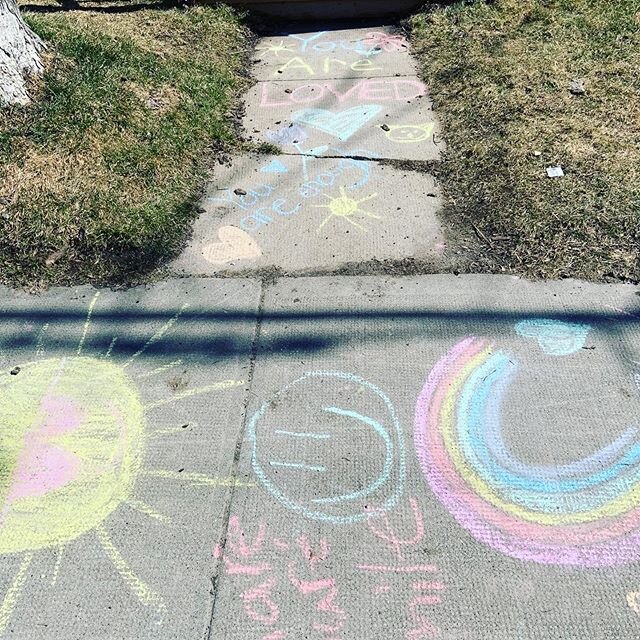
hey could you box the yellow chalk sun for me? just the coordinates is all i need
[0,293,249,633]
[315,187,381,231]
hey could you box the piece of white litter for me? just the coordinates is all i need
[546,166,564,178]
[533,151,542,157]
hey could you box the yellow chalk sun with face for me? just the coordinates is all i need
[0,293,249,633]
[385,123,435,144]
[315,187,381,232]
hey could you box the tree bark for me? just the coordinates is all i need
[0,0,45,106]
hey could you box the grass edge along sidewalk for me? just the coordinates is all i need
[410,0,640,282]
[0,2,253,288]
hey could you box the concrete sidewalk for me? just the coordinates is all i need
[172,26,448,277]
[1,18,638,640]
[0,274,639,638]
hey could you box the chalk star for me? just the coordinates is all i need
[257,40,296,58]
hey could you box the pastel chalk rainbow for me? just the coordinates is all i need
[414,337,640,567]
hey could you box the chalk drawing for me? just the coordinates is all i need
[260,79,426,108]
[215,517,346,637]
[361,32,409,53]
[358,498,444,639]
[0,297,248,632]
[287,31,385,56]
[414,336,640,567]
[266,124,308,146]
[365,497,424,561]
[234,155,373,233]
[315,188,380,231]
[385,123,435,144]
[257,40,296,58]
[514,318,591,356]
[275,57,315,77]
[201,226,262,265]
[274,57,383,77]
[293,105,383,142]
[261,159,289,174]
[248,371,406,523]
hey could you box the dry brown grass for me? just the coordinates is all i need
[0,2,252,286]
[411,0,640,281]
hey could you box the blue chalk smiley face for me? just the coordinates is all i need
[515,319,591,356]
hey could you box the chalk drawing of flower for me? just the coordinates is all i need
[361,32,409,53]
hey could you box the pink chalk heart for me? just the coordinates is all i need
[202,226,262,265]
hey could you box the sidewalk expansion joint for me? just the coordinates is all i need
[204,281,266,640]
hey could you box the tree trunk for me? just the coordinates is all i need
[0,0,45,107]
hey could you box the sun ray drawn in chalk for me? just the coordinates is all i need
[0,295,248,633]
[315,187,380,231]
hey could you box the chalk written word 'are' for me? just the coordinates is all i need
[275,57,383,77]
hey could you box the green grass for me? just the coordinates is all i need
[411,0,640,281]
[0,2,252,287]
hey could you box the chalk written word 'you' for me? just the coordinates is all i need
[258,31,409,57]
[208,157,371,233]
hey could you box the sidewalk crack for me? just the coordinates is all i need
[204,281,266,640]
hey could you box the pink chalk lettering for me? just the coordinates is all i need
[241,579,279,625]
[356,565,438,573]
[394,79,426,101]
[297,535,329,570]
[366,497,425,561]
[291,84,325,105]
[260,79,426,108]
[288,538,347,635]
[406,596,441,639]
[219,517,272,575]
[324,82,363,104]
[225,558,272,576]
[227,516,267,558]
[411,582,446,591]
[373,584,391,595]
[359,80,395,101]
[260,83,290,108]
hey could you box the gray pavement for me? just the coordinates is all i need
[174,26,445,276]
[2,19,638,640]
[0,275,639,639]
[172,153,445,274]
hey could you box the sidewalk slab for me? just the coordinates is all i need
[253,27,417,81]
[171,153,445,275]
[0,279,260,639]
[245,78,442,162]
[211,274,640,639]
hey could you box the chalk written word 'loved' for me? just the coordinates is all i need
[260,79,427,108]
